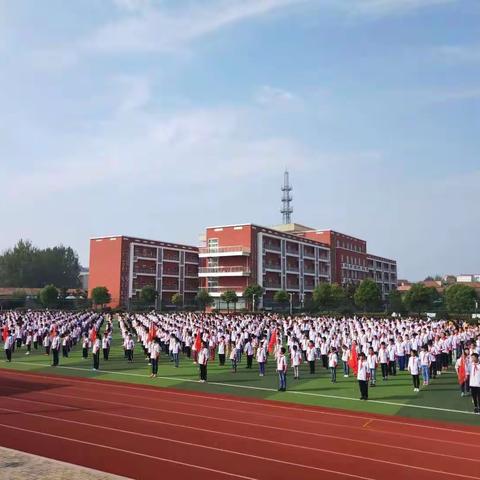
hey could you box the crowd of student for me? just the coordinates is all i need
[116,312,480,414]
[2,310,480,414]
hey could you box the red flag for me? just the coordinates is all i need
[2,326,8,342]
[348,342,358,375]
[147,322,157,342]
[194,331,202,351]
[457,357,466,385]
[90,328,97,342]
[268,329,277,354]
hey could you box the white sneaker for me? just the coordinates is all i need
[344,375,348,378]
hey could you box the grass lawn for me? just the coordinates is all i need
[2,328,479,427]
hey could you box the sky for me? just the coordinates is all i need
[0,0,479,281]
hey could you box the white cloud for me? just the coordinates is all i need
[112,0,152,12]
[114,75,152,112]
[85,0,304,54]
[434,44,480,63]
[342,0,456,17]
[255,85,296,106]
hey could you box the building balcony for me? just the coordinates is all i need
[264,283,282,290]
[303,249,315,259]
[199,266,251,277]
[206,285,246,297]
[263,243,281,253]
[133,255,157,261]
[286,265,299,273]
[341,263,369,272]
[162,270,180,277]
[133,268,156,276]
[265,263,282,271]
[199,246,251,258]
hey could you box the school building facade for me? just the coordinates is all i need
[88,235,199,308]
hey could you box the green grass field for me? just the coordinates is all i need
[2,328,479,427]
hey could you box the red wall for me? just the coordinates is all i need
[88,237,124,307]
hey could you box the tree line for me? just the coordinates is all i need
[0,240,81,289]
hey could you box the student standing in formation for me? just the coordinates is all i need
[92,334,101,371]
[171,336,180,368]
[198,341,209,383]
[218,336,227,366]
[277,347,287,391]
[102,334,110,361]
[82,333,89,359]
[291,344,301,380]
[61,333,69,358]
[125,334,134,363]
[357,352,369,400]
[408,350,421,392]
[306,341,316,375]
[468,353,480,414]
[341,345,350,377]
[256,340,267,377]
[25,331,32,355]
[4,331,13,362]
[51,333,60,367]
[150,338,160,378]
[419,345,431,386]
[455,349,470,397]
[387,339,396,376]
[378,342,388,381]
[229,344,237,373]
[43,333,51,356]
[328,347,338,383]
[367,347,378,387]
[244,337,254,369]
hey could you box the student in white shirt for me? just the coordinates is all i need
[291,344,301,380]
[244,337,254,369]
[92,335,101,371]
[341,345,350,377]
[328,347,338,383]
[468,353,480,414]
[150,338,160,378]
[256,341,267,377]
[217,336,227,366]
[357,353,369,400]
[171,336,180,368]
[198,341,209,383]
[229,345,237,373]
[81,333,89,359]
[366,347,378,387]
[51,333,61,367]
[102,334,110,361]
[455,350,470,397]
[378,342,389,381]
[408,350,421,392]
[306,341,316,375]
[4,332,14,362]
[277,347,287,391]
[419,345,431,386]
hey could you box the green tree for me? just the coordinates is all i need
[243,284,264,310]
[195,289,214,312]
[171,293,184,309]
[0,240,81,288]
[404,283,433,314]
[273,290,289,307]
[387,289,405,314]
[330,284,346,309]
[39,284,58,308]
[312,283,333,310]
[221,290,238,313]
[354,279,382,312]
[140,285,157,304]
[444,284,477,313]
[91,286,111,307]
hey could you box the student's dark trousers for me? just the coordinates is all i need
[93,352,100,370]
[103,348,109,360]
[151,358,158,375]
[199,364,207,381]
[82,348,88,358]
[5,349,12,362]
[381,363,388,379]
[52,349,59,366]
[412,375,420,389]
[471,386,480,411]
[358,380,368,399]
[247,354,253,368]
[219,353,225,365]
[309,360,315,374]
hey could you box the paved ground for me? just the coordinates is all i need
[0,447,130,480]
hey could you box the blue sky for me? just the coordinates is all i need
[0,0,479,280]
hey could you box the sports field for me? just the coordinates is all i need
[1,328,478,426]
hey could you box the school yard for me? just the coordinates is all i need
[1,330,480,480]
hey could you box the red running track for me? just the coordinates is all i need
[0,369,479,480]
